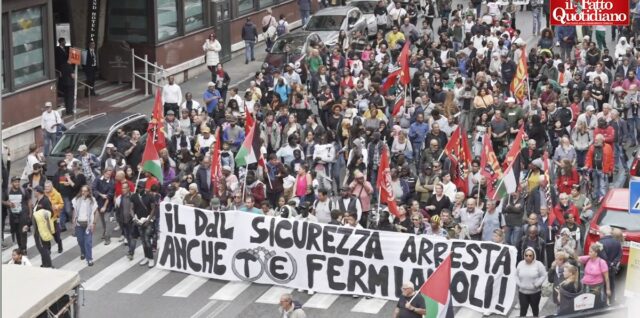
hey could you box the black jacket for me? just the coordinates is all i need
[195,166,212,202]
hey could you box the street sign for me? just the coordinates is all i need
[68,47,81,65]
[630,180,640,214]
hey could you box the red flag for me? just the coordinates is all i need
[502,124,525,171]
[391,95,404,117]
[245,108,254,137]
[149,88,166,152]
[479,133,503,199]
[376,146,400,217]
[211,128,222,196]
[443,127,472,196]
[380,69,401,93]
[397,40,411,86]
[510,47,528,103]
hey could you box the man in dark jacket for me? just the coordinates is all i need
[241,18,258,64]
[195,156,213,204]
[92,168,115,245]
[598,225,622,303]
[501,54,517,91]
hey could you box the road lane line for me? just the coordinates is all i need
[209,281,251,301]
[163,275,209,298]
[83,251,144,291]
[119,267,170,294]
[255,286,294,304]
[351,297,387,314]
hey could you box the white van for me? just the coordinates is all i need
[2,265,81,318]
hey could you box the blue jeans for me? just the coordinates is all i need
[592,170,609,202]
[532,7,542,35]
[123,222,137,256]
[505,225,523,246]
[300,10,311,25]
[627,117,640,145]
[75,224,93,262]
[614,143,627,171]
[43,131,58,156]
[244,40,255,62]
[60,197,72,228]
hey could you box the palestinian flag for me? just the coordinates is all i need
[495,125,525,199]
[235,121,259,167]
[420,254,454,318]
[141,132,163,183]
[391,94,405,117]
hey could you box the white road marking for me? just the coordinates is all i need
[83,251,144,291]
[163,275,209,298]
[303,293,340,309]
[209,281,251,301]
[119,267,170,294]
[255,286,294,304]
[60,240,120,272]
[351,297,387,314]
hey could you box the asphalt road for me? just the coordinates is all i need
[3,2,635,318]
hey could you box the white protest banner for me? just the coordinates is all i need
[156,204,518,315]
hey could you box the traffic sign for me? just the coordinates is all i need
[630,180,640,214]
[68,47,81,65]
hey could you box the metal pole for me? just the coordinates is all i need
[131,48,136,91]
[144,54,149,96]
[0,0,4,242]
[73,64,78,122]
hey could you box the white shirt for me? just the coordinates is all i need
[181,99,201,112]
[72,196,98,223]
[162,84,183,104]
[41,110,60,133]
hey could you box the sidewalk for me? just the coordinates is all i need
[8,42,269,178]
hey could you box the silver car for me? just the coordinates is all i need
[347,0,379,37]
[302,6,368,47]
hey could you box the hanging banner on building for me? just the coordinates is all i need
[86,0,101,44]
[550,0,630,26]
[157,204,518,315]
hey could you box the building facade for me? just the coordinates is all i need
[2,0,312,157]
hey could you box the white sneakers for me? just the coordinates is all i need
[148,259,155,268]
[139,258,149,266]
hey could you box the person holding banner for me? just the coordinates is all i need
[394,282,426,318]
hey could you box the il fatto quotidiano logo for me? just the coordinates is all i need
[550,0,630,26]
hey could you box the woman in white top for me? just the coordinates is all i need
[391,131,413,161]
[202,33,222,81]
[440,174,457,202]
[8,249,32,266]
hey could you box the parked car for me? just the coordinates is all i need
[46,112,149,178]
[302,6,368,47]
[347,0,379,37]
[584,188,640,265]
[263,31,321,84]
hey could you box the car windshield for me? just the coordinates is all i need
[271,36,308,54]
[51,133,106,157]
[351,2,376,14]
[306,15,345,31]
[597,210,640,232]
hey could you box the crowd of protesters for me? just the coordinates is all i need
[2,0,635,315]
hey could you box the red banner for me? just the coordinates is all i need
[550,0,630,26]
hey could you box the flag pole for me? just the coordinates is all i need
[133,170,142,193]
[242,165,249,202]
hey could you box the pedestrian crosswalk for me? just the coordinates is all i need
[8,230,555,317]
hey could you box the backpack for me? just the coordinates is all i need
[276,22,286,36]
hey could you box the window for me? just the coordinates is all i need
[258,0,275,9]
[238,0,256,16]
[184,0,204,32]
[11,7,46,87]
[157,0,178,41]
[107,0,149,43]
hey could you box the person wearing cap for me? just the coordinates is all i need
[223,115,244,153]
[283,63,301,87]
[162,76,182,116]
[78,144,100,183]
[163,109,180,141]
[195,125,214,156]
[203,81,221,117]
[41,101,63,156]
[576,104,597,131]
[2,176,32,254]
[555,227,577,259]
